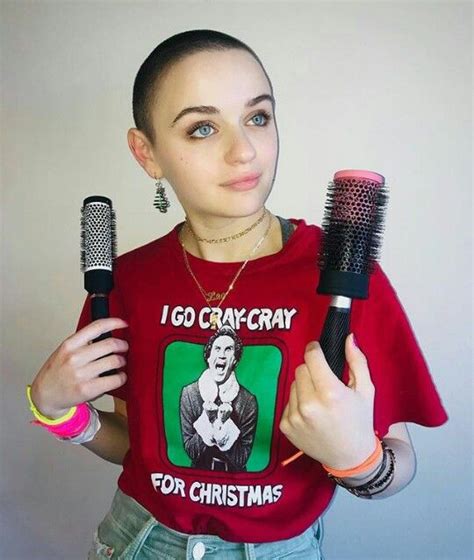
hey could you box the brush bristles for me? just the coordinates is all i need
[317,178,389,275]
[80,205,86,273]
[111,209,117,261]
[80,201,116,272]
[367,184,389,274]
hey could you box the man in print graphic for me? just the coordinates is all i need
[179,324,258,472]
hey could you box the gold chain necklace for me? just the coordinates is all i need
[185,207,266,244]
[180,209,273,329]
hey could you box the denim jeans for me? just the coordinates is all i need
[87,487,325,559]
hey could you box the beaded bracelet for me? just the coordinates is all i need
[328,442,396,499]
[329,443,388,498]
[364,448,396,496]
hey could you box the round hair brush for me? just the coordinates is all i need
[281,169,388,467]
[80,195,118,377]
[317,169,389,380]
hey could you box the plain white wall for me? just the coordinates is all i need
[1,1,472,559]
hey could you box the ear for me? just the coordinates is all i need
[127,128,163,179]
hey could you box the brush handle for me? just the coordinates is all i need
[90,294,117,377]
[320,296,352,380]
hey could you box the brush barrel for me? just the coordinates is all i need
[81,195,118,377]
[319,296,352,380]
[317,169,388,381]
[81,196,115,293]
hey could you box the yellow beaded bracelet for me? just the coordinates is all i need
[26,385,77,425]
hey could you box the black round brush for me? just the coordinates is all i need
[317,170,389,380]
[80,195,118,377]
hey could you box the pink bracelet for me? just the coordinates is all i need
[30,403,91,438]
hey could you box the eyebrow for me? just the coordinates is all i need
[214,343,234,350]
[213,340,235,351]
[170,94,275,127]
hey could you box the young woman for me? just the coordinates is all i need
[27,29,448,559]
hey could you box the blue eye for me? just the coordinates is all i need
[187,110,272,139]
[251,113,267,126]
[192,124,213,138]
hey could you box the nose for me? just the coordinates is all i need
[224,127,257,164]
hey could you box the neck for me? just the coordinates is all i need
[179,208,283,262]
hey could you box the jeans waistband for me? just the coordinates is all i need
[98,487,324,560]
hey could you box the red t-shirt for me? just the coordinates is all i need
[76,218,448,543]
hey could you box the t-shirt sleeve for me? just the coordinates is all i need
[352,262,449,438]
[75,281,129,402]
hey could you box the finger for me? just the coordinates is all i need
[80,352,127,380]
[66,318,129,351]
[303,341,339,388]
[345,333,374,397]
[347,368,356,390]
[73,337,129,368]
[86,370,128,401]
[294,365,318,407]
[287,381,298,419]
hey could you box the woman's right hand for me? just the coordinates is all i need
[29,318,129,420]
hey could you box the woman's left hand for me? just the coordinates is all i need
[279,334,377,470]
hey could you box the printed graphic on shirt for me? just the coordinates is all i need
[150,471,284,508]
[162,324,282,473]
[159,304,298,331]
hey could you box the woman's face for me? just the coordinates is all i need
[149,49,279,220]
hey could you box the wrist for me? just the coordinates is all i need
[337,451,384,485]
[329,442,397,499]
[322,433,382,478]
[29,383,71,420]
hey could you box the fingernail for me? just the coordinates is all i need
[351,333,358,348]
[307,341,319,351]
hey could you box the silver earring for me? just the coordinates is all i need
[153,177,170,213]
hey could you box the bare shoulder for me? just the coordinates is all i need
[113,397,127,419]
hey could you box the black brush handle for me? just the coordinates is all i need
[90,294,117,377]
[319,304,351,381]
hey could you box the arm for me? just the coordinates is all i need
[80,397,129,466]
[339,422,417,499]
[180,386,209,461]
[219,391,258,470]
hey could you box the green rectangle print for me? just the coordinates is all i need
[162,334,282,473]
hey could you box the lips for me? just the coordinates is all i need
[221,172,261,187]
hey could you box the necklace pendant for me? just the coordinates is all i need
[210,312,219,330]
[206,291,223,302]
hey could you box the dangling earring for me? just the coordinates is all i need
[153,176,170,213]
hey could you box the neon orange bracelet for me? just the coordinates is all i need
[281,430,382,472]
[322,435,382,477]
